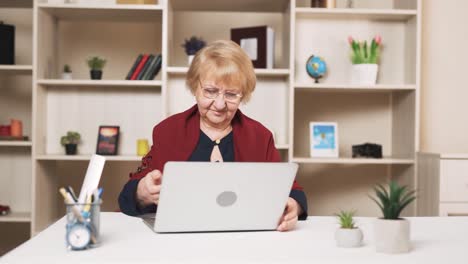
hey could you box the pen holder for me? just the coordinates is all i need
[65,201,101,250]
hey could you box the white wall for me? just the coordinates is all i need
[421,0,468,153]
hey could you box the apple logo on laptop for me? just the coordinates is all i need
[216,191,237,207]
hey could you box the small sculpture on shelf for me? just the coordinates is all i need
[62,64,73,80]
[334,210,363,248]
[87,56,106,80]
[182,36,206,65]
[352,142,382,158]
[61,131,81,155]
[306,55,327,83]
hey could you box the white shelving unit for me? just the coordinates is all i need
[0,212,31,223]
[7,0,420,236]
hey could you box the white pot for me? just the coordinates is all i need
[188,55,195,65]
[374,218,410,254]
[335,228,363,248]
[350,64,378,85]
[62,73,73,80]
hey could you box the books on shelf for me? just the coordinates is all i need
[231,25,274,69]
[125,54,162,80]
[0,22,15,65]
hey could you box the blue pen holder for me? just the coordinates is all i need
[65,201,101,250]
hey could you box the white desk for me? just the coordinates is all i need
[2,213,467,263]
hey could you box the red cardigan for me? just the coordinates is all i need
[128,104,303,191]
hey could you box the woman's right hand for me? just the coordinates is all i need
[136,170,162,208]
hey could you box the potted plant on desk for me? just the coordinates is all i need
[87,56,106,80]
[334,210,363,248]
[61,131,81,155]
[370,181,416,254]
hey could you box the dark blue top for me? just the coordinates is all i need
[118,130,308,220]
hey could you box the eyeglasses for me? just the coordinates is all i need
[199,81,243,102]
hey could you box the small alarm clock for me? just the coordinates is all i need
[66,223,91,250]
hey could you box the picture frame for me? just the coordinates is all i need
[309,122,339,158]
[230,25,274,69]
[96,126,120,155]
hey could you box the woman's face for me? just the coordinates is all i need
[196,78,242,128]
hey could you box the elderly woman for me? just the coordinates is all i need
[119,40,307,231]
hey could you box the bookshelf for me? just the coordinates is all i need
[1,0,422,238]
[0,0,34,254]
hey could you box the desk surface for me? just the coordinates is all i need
[2,213,467,263]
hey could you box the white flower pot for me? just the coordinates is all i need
[350,64,378,85]
[335,228,363,248]
[62,73,73,80]
[188,55,195,65]
[374,218,410,254]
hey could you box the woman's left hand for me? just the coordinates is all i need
[277,197,301,232]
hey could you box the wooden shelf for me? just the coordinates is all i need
[36,155,142,161]
[37,79,162,88]
[275,144,289,150]
[0,212,31,223]
[38,3,163,21]
[294,83,416,92]
[0,0,32,8]
[0,141,32,147]
[292,157,415,165]
[167,67,290,77]
[170,0,289,12]
[295,8,417,21]
[0,65,33,75]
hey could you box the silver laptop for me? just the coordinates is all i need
[142,162,298,233]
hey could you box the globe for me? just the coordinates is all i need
[306,55,327,83]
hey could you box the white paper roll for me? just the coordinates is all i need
[78,154,106,203]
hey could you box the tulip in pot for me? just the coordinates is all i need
[371,181,416,254]
[348,35,382,85]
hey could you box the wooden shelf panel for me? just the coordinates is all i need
[36,155,142,161]
[38,3,163,21]
[292,157,415,165]
[37,79,162,88]
[0,212,31,223]
[0,0,32,8]
[295,8,417,21]
[294,83,416,92]
[0,141,32,147]
[0,65,33,75]
[168,67,290,77]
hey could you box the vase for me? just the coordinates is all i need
[350,64,378,85]
[188,55,194,65]
[90,70,102,80]
[335,228,363,248]
[374,218,410,254]
[62,72,73,80]
[10,119,23,137]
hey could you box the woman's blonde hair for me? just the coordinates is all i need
[186,40,256,102]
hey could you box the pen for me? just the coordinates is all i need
[59,188,85,223]
[66,186,78,202]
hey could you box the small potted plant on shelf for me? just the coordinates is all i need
[62,64,72,80]
[87,56,106,80]
[348,35,382,85]
[60,131,81,155]
[370,181,416,254]
[182,36,206,65]
[334,210,363,248]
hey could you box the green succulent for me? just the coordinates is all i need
[336,210,356,229]
[370,181,416,220]
[60,131,81,146]
[63,64,72,73]
[87,56,107,70]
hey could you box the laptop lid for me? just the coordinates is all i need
[153,162,298,233]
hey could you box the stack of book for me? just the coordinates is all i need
[126,54,162,80]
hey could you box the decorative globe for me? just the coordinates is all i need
[306,55,327,83]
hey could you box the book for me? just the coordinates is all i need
[0,22,15,65]
[147,55,162,80]
[230,25,274,69]
[141,55,158,80]
[137,54,154,80]
[125,54,143,80]
[130,54,149,80]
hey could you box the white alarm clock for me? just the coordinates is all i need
[66,223,91,250]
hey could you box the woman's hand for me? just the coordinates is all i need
[136,170,162,208]
[277,198,301,232]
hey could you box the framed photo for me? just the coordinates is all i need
[230,25,274,69]
[96,126,120,155]
[309,122,339,158]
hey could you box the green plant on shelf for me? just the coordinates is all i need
[336,210,357,229]
[181,36,206,56]
[60,131,81,146]
[87,56,107,71]
[370,181,416,220]
[63,64,72,73]
[348,35,382,64]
